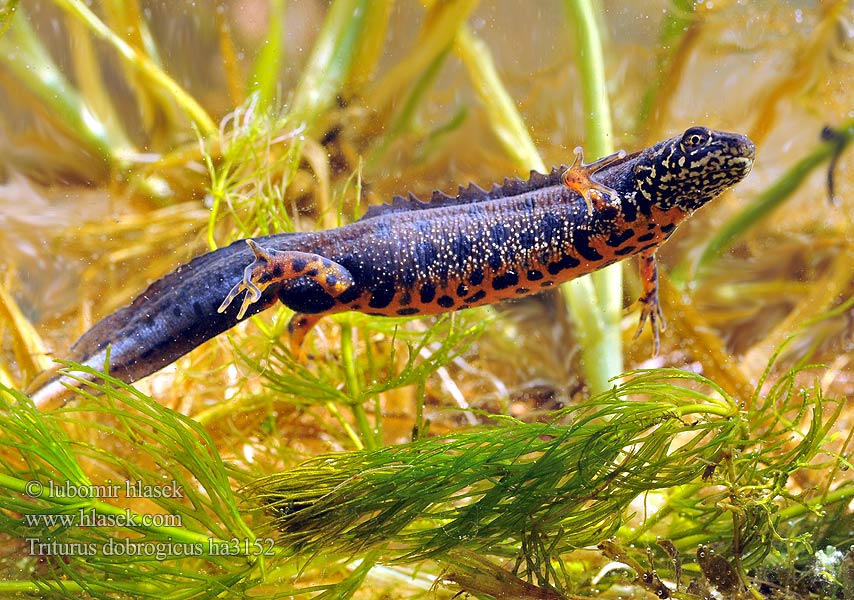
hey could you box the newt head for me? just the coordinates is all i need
[633,126,756,213]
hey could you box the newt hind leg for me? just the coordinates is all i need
[287,313,324,362]
[561,146,627,215]
[218,240,354,320]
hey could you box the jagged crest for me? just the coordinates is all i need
[359,166,567,221]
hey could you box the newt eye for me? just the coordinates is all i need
[681,127,709,148]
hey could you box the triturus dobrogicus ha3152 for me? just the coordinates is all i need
[29,126,755,407]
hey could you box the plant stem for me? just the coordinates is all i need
[0,12,119,166]
[289,0,371,128]
[455,28,545,173]
[0,581,83,594]
[562,0,623,393]
[413,380,426,440]
[0,0,19,37]
[51,0,217,136]
[249,0,285,109]
[776,478,854,521]
[341,325,377,450]
[325,401,365,450]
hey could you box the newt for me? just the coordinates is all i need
[29,126,755,408]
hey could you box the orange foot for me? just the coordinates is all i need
[561,146,627,215]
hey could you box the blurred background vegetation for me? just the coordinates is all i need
[0,0,853,598]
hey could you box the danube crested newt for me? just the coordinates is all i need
[29,126,755,407]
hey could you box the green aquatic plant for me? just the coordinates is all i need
[0,377,266,598]
[0,350,848,598]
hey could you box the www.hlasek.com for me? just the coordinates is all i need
[24,508,183,528]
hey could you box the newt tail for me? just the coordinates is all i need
[29,127,755,408]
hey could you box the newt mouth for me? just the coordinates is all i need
[732,155,755,169]
[735,137,757,161]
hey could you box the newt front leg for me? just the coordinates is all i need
[561,146,627,214]
[633,249,666,355]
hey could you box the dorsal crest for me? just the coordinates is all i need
[359,166,567,221]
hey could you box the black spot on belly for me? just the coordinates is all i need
[336,252,363,280]
[598,205,618,222]
[336,285,362,304]
[614,245,637,256]
[607,229,635,247]
[622,198,638,222]
[540,281,554,287]
[278,280,336,314]
[469,268,484,286]
[399,290,412,306]
[271,263,283,278]
[661,223,676,233]
[465,290,486,303]
[291,257,307,273]
[547,254,581,275]
[325,274,338,287]
[437,295,455,308]
[397,307,420,316]
[526,269,544,281]
[636,232,655,242]
[369,280,396,309]
[515,287,529,294]
[420,282,436,303]
[305,268,319,278]
[492,271,519,290]
[573,229,604,261]
[456,283,469,297]
[638,243,657,252]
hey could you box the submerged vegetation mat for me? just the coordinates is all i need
[2,356,852,598]
[1,1,853,598]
